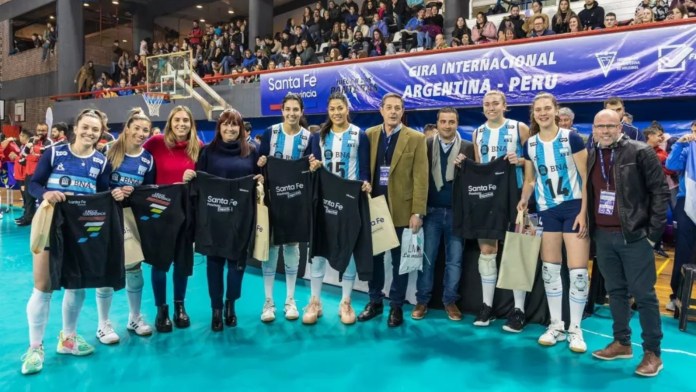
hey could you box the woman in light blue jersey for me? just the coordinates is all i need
[518,92,589,353]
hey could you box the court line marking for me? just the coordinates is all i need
[656,258,671,276]
[582,328,696,358]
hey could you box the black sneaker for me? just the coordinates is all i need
[502,308,525,333]
[473,303,495,327]
[654,248,669,258]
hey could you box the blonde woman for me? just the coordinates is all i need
[143,106,202,332]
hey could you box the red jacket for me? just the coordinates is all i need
[654,146,677,177]
[24,138,46,176]
[143,134,202,185]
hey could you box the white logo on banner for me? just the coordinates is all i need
[595,52,617,77]
[657,45,695,73]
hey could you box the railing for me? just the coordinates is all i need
[50,18,696,102]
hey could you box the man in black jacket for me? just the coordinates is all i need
[588,109,669,377]
[578,0,605,30]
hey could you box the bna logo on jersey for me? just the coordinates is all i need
[76,208,106,243]
[140,192,171,220]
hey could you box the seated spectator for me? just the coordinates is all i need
[298,39,319,64]
[578,0,605,30]
[92,82,105,98]
[354,16,370,38]
[499,28,516,42]
[338,22,353,45]
[391,0,409,29]
[362,0,378,23]
[450,38,462,47]
[523,1,550,37]
[308,15,323,44]
[344,5,359,28]
[327,35,349,58]
[670,4,690,18]
[471,12,498,44]
[497,5,525,40]
[422,4,444,48]
[402,7,426,49]
[351,31,369,56]
[328,1,341,23]
[452,17,472,42]
[655,0,670,20]
[553,0,577,34]
[369,29,387,56]
[241,49,258,69]
[377,1,393,26]
[530,15,556,37]
[635,0,653,15]
[267,60,277,70]
[433,33,448,50]
[568,15,582,33]
[603,12,619,28]
[687,0,696,16]
[294,56,304,67]
[116,79,133,96]
[326,47,344,62]
[256,48,270,69]
[369,13,389,39]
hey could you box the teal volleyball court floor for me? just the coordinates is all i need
[1,207,695,391]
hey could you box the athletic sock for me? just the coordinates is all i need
[62,289,85,336]
[513,290,526,311]
[542,262,563,324]
[478,253,498,307]
[569,268,589,328]
[126,269,144,319]
[95,287,114,325]
[27,288,52,348]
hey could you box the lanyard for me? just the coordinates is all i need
[598,149,614,189]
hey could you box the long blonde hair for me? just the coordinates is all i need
[163,105,201,162]
[107,108,151,170]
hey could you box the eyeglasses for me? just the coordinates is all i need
[593,124,620,130]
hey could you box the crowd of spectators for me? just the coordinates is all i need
[66,0,694,95]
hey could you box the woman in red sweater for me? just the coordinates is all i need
[143,105,202,332]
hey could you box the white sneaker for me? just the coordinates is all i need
[21,346,44,375]
[127,314,153,336]
[567,325,587,353]
[261,298,276,323]
[284,298,299,320]
[665,299,676,312]
[96,320,120,345]
[538,322,566,346]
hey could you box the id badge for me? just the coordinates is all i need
[379,166,390,186]
[598,190,616,215]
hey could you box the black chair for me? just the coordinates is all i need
[675,264,696,331]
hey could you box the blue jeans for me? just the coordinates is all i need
[207,256,245,309]
[416,207,463,305]
[416,32,431,49]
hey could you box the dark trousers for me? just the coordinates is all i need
[22,175,37,219]
[672,198,695,297]
[595,229,663,355]
[368,227,409,308]
[206,256,245,310]
[151,267,189,306]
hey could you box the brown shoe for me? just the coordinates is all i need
[592,341,633,361]
[444,303,463,321]
[635,351,663,377]
[411,304,428,320]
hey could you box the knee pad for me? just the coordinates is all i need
[309,257,326,279]
[542,262,562,285]
[569,269,589,299]
[96,287,114,298]
[283,244,301,269]
[478,254,497,276]
[126,269,144,292]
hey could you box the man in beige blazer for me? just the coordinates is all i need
[357,93,428,327]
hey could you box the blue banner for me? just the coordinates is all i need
[260,22,696,116]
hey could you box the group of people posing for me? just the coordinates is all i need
[18,90,671,378]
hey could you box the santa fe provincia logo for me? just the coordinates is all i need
[595,52,617,77]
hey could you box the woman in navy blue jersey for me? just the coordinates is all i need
[186,108,262,331]
[93,108,155,345]
[21,109,121,375]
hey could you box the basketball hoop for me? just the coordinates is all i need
[142,93,169,117]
